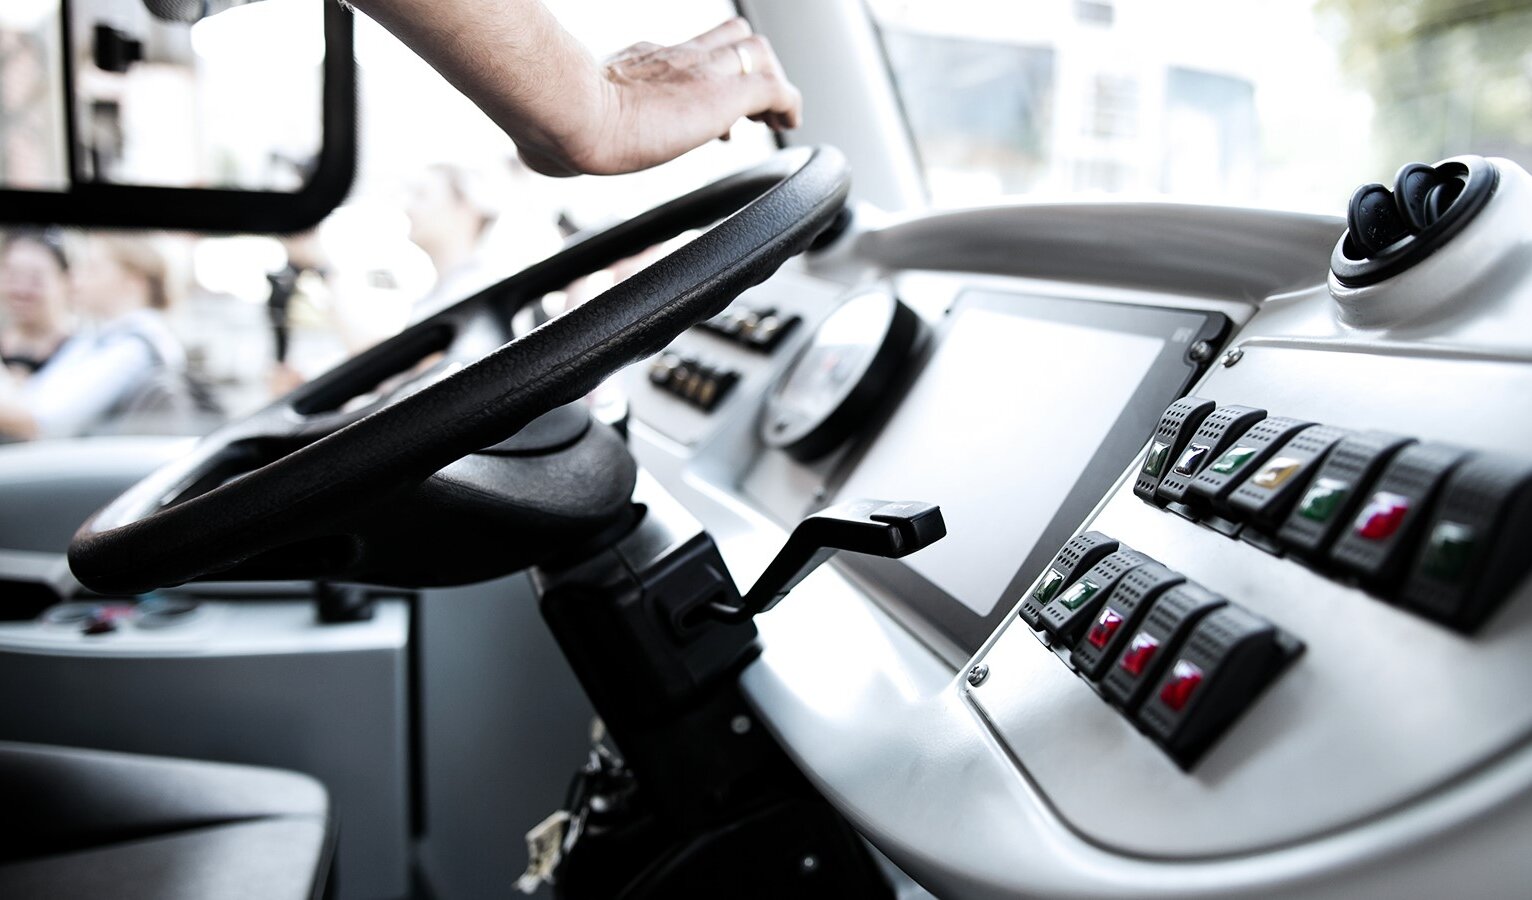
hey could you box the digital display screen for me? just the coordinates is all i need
[835,309,1162,616]
[828,290,1223,651]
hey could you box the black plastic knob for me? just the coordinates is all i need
[1331,155,1499,287]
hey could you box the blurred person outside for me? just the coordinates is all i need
[0,229,73,383]
[406,162,520,320]
[0,235,214,440]
[264,230,336,396]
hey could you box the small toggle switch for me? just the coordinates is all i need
[1040,548,1150,644]
[1070,561,1185,681]
[1156,405,1268,510]
[1135,397,1218,506]
[1399,454,1532,632]
[1017,531,1120,632]
[1187,416,1315,517]
[1135,605,1302,768]
[1277,431,1413,561]
[1101,582,1226,712]
[1230,424,1352,544]
[1328,442,1469,589]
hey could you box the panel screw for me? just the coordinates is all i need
[1221,348,1244,367]
[799,855,819,875]
[729,714,752,735]
[1189,340,1214,363]
[966,663,990,687]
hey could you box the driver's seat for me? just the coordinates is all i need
[0,741,334,899]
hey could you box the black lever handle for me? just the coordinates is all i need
[707,499,946,624]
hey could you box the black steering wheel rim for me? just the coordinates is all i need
[69,146,850,594]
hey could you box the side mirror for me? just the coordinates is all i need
[0,0,355,233]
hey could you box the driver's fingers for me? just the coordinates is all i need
[683,16,752,52]
[704,35,803,131]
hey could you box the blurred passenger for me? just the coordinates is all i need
[406,163,507,318]
[0,235,210,440]
[0,229,73,381]
[265,230,332,396]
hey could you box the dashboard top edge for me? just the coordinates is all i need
[849,201,1344,303]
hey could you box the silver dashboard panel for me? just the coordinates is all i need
[971,344,1532,857]
[625,177,1532,896]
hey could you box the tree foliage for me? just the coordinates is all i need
[1317,0,1532,169]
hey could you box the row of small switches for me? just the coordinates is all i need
[1017,531,1302,768]
[648,353,740,412]
[1135,397,1532,633]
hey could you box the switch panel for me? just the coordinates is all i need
[1040,549,1150,643]
[1135,605,1300,768]
[1277,431,1415,561]
[1187,416,1315,515]
[1018,531,1120,631]
[1070,561,1185,681]
[649,352,741,412]
[1008,530,1304,770]
[698,304,801,352]
[1399,455,1532,632]
[1101,582,1226,712]
[1155,405,1267,507]
[1130,397,1532,635]
[1328,442,1469,589]
[1134,397,1217,505]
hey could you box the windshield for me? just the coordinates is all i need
[0,0,771,443]
[868,0,1532,213]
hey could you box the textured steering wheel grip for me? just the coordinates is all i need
[69,146,851,594]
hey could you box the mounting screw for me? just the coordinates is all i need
[1188,340,1214,363]
[799,854,819,875]
[729,714,752,735]
[1221,348,1244,367]
[966,663,990,687]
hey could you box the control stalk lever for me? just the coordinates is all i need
[707,499,946,623]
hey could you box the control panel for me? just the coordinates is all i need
[967,342,1532,858]
[625,269,847,447]
[1017,529,1302,768]
[1132,398,1532,634]
[697,303,801,352]
[627,158,1532,894]
[647,351,741,412]
[41,595,202,636]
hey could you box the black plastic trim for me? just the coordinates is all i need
[1331,155,1499,288]
[0,3,356,234]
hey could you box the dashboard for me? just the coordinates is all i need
[622,157,1532,896]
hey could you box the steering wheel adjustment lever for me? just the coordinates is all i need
[707,500,945,624]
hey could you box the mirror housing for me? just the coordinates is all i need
[0,1,355,234]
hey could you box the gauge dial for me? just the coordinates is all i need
[761,287,919,461]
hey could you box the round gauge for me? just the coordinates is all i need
[761,287,919,461]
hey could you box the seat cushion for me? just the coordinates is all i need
[0,819,331,900]
[0,741,332,900]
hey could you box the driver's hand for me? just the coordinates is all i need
[525,18,803,176]
[350,2,800,177]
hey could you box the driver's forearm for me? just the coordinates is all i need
[347,0,613,176]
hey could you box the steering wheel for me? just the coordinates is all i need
[69,147,850,594]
